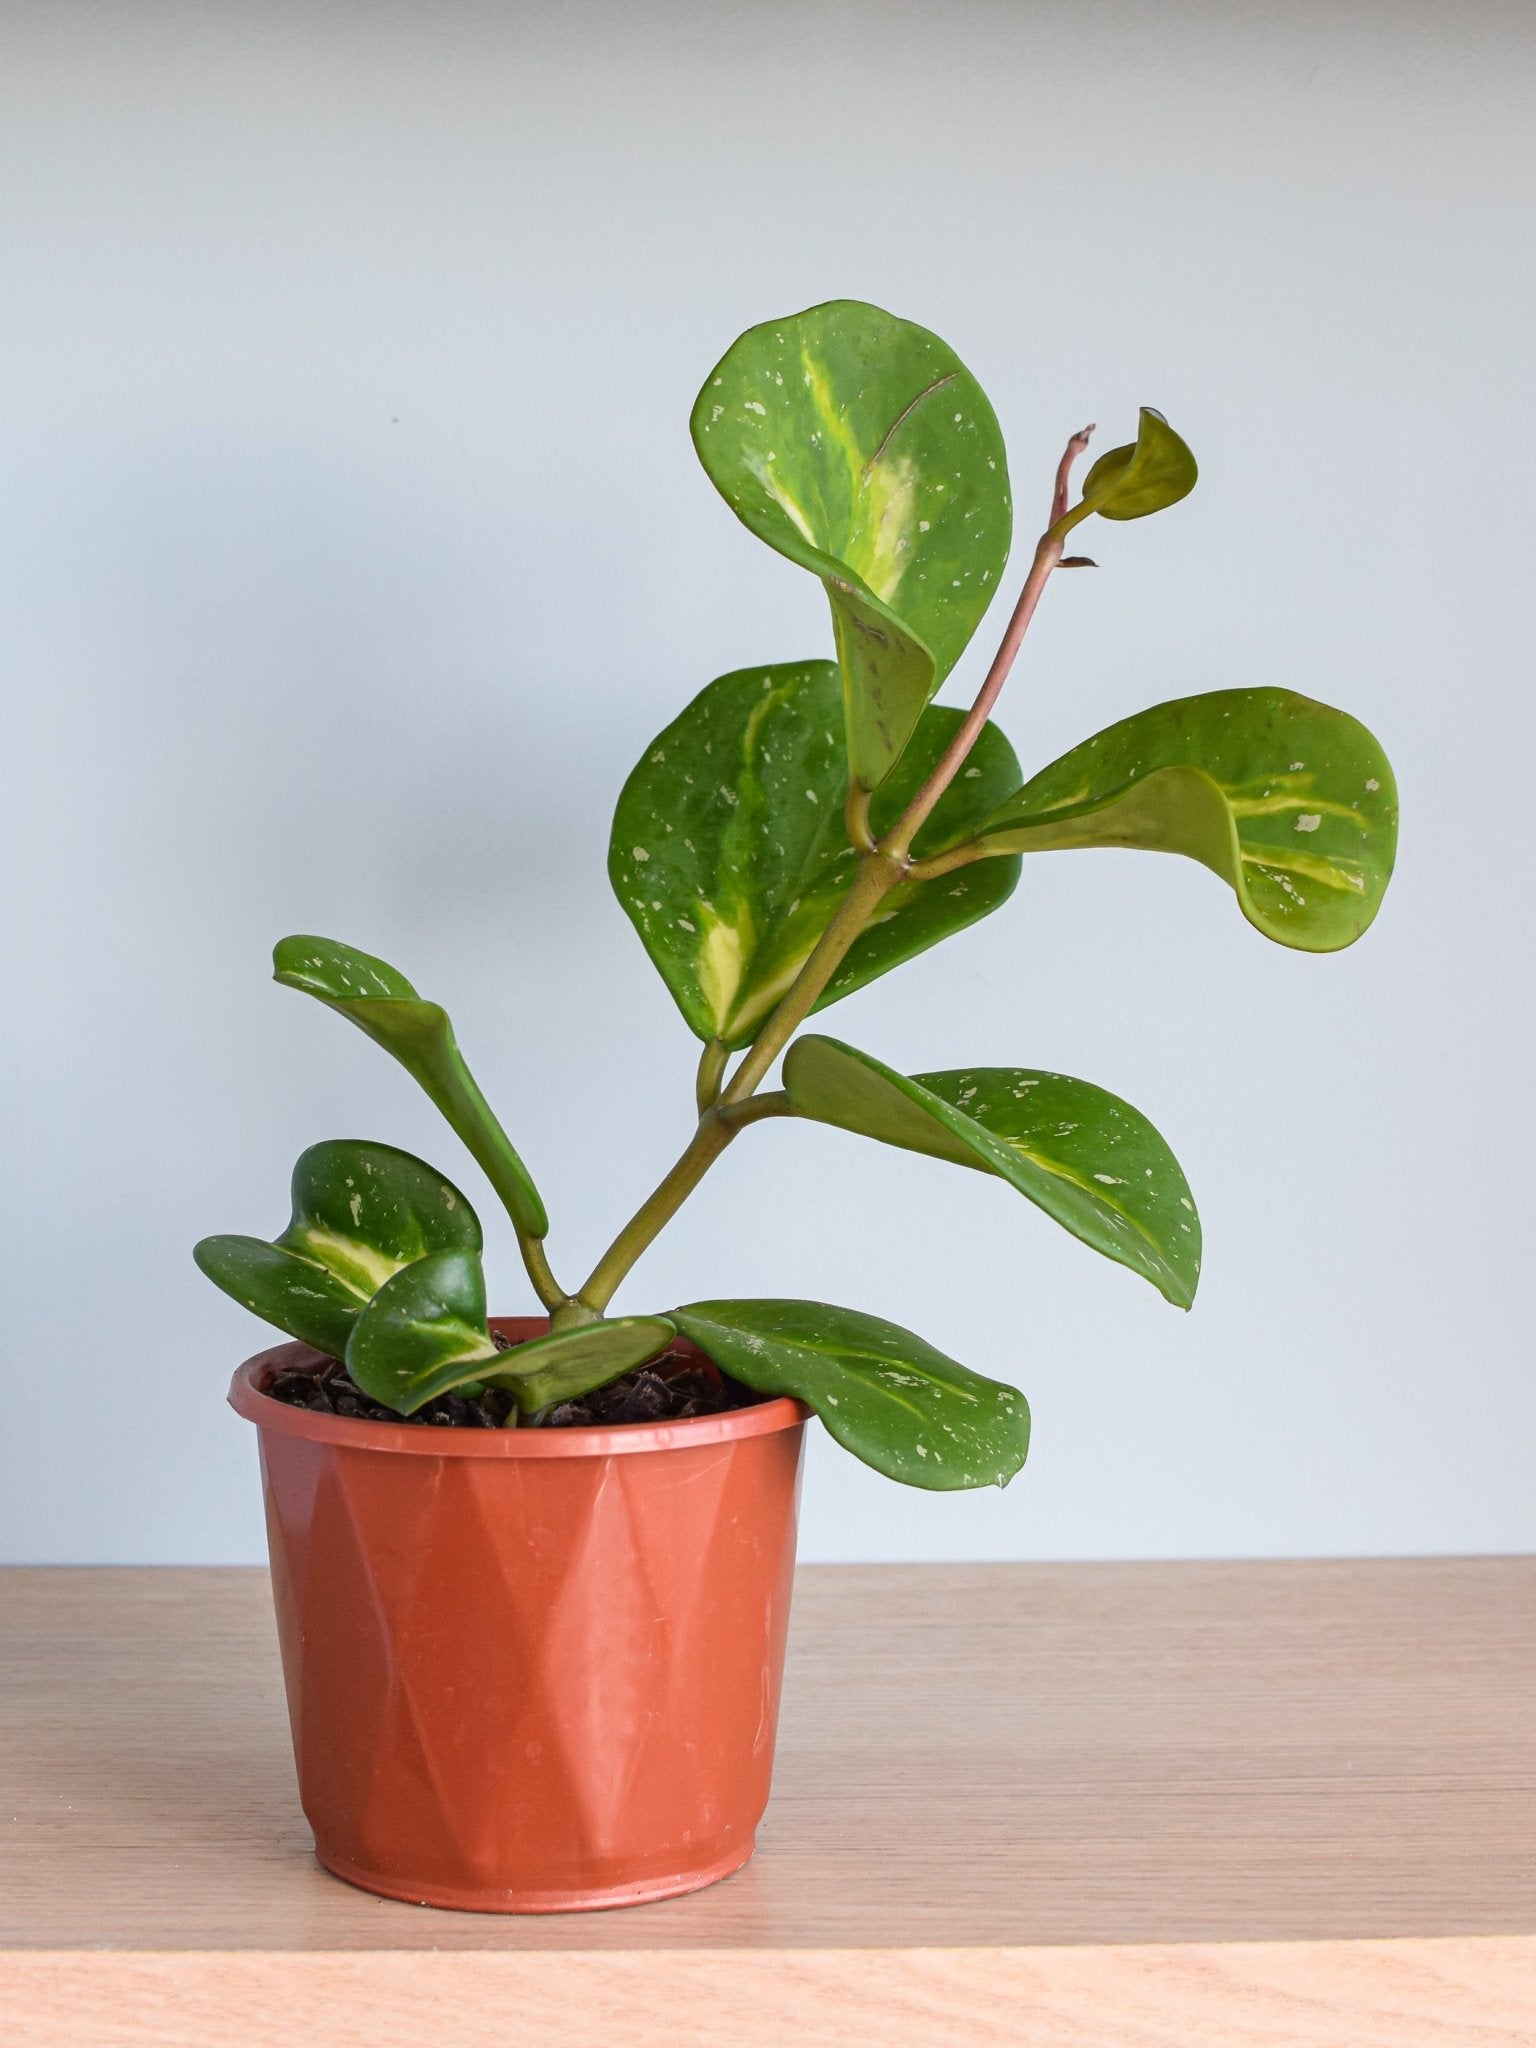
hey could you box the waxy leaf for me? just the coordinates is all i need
[346,1247,676,1418]
[1073,408,1196,524]
[783,1037,1198,1306]
[486,1317,678,1415]
[673,1299,1029,1491]
[194,1139,481,1356]
[610,660,1021,1046]
[273,936,548,1238]
[971,689,1397,950]
[194,1238,365,1358]
[692,300,1012,791]
[345,1247,499,1412]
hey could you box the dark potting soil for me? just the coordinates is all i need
[264,1340,765,1431]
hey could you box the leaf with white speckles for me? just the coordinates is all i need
[673,1299,1028,1491]
[194,1140,482,1357]
[610,661,1020,1046]
[273,935,548,1237]
[347,1250,676,1418]
[783,1037,1199,1307]
[484,1316,678,1416]
[692,300,1012,791]
[344,1247,500,1411]
[970,689,1398,951]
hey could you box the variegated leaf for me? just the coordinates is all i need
[971,689,1397,950]
[692,300,1012,791]
[194,1140,481,1356]
[345,1247,500,1412]
[273,935,548,1237]
[610,660,1020,1047]
[783,1037,1199,1307]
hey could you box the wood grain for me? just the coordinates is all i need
[5,1941,1536,2047]
[1,1561,1533,2011]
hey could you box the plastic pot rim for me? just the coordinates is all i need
[228,1322,810,1461]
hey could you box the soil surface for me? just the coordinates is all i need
[265,1340,764,1430]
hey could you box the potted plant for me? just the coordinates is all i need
[200,299,1397,1914]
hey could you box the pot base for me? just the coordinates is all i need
[315,1838,757,1915]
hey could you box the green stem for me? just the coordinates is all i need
[844,781,875,853]
[517,1231,568,1314]
[717,1089,794,1129]
[573,427,1092,1313]
[695,1037,728,1115]
[577,1114,736,1313]
[907,839,1013,884]
[719,852,902,1106]
[574,854,906,1313]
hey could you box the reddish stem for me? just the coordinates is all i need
[886,425,1095,856]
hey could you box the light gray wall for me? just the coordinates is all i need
[3,1,1532,1563]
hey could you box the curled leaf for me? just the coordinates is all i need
[783,1036,1199,1307]
[273,935,548,1238]
[972,688,1397,950]
[344,1247,499,1413]
[195,1140,480,1356]
[1070,408,1196,524]
[692,300,1012,791]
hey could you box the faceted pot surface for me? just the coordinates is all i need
[229,1320,808,1912]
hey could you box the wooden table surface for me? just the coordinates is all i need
[3,1559,1534,2043]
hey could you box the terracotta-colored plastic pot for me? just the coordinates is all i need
[229,1319,808,1913]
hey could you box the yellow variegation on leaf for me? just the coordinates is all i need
[969,688,1397,950]
[609,660,1021,1047]
[692,300,1012,792]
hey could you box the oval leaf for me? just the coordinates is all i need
[194,1140,482,1356]
[1074,408,1196,523]
[486,1316,678,1415]
[344,1247,499,1413]
[610,660,1020,1046]
[194,1236,367,1358]
[783,1037,1199,1307]
[272,936,548,1238]
[972,688,1397,950]
[673,1299,1028,1491]
[692,300,1012,791]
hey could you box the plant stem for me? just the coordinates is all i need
[1051,424,1095,527]
[717,1089,793,1129]
[718,851,900,1105]
[517,1231,568,1314]
[695,1037,728,1115]
[576,1114,737,1313]
[886,533,1061,855]
[844,781,875,853]
[572,426,1093,1312]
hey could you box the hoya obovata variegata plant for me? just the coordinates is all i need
[196,299,1398,1489]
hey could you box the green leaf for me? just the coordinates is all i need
[692,300,1012,791]
[345,1252,675,1419]
[672,1299,1029,1491]
[971,689,1397,951]
[783,1037,1198,1307]
[272,936,548,1238]
[1071,408,1197,525]
[609,660,1021,1046]
[486,1317,678,1415]
[194,1139,481,1356]
[345,1247,500,1413]
[194,1238,366,1358]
